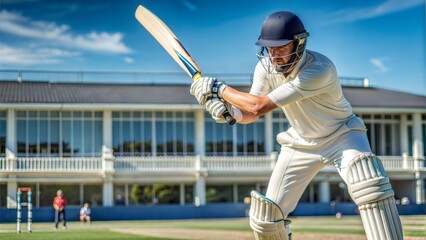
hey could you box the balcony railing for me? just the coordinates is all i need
[203,155,274,172]
[114,156,196,172]
[380,155,415,171]
[0,155,423,173]
[13,157,102,172]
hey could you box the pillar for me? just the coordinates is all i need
[412,113,425,204]
[399,114,408,155]
[103,110,112,151]
[7,177,17,208]
[319,181,330,203]
[194,155,206,206]
[102,145,115,207]
[194,109,205,155]
[180,183,185,206]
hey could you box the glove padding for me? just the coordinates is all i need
[190,77,227,106]
[190,77,216,105]
[205,98,234,124]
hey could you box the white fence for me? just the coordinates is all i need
[203,155,273,172]
[14,157,102,172]
[379,156,415,171]
[114,156,196,172]
[0,155,423,173]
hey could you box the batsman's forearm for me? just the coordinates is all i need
[222,86,277,116]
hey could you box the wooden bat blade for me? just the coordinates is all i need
[135,5,236,126]
[135,5,201,79]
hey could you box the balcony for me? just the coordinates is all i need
[0,154,423,174]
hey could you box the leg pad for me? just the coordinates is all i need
[347,154,403,240]
[249,190,291,240]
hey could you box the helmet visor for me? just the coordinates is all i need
[255,38,293,47]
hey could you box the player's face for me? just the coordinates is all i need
[267,42,294,66]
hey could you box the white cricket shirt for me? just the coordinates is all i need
[250,50,356,148]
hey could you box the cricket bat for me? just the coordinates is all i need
[135,5,236,125]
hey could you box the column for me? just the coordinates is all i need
[103,110,113,151]
[102,146,115,206]
[7,177,17,208]
[194,175,206,206]
[264,112,273,154]
[6,109,16,154]
[102,181,113,207]
[399,114,408,155]
[412,113,425,204]
[319,181,330,203]
[233,184,238,203]
[179,183,185,206]
[194,155,206,206]
[194,109,205,155]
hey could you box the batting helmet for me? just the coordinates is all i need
[256,11,307,47]
[256,11,309,74]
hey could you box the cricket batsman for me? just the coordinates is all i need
[190,11,403,240]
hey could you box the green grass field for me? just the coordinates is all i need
[0,215,424,240]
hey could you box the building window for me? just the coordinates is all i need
[237,184,256,203]
[272,111,290,152]
[205,113,266,155]
[17,111,103,157]
[359,113,401,155]
[112,111,194,156]
[206,184,233,203]
[0,111,6,157]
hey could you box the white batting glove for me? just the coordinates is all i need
[190,77,227,106]
[205,98,242,124]
[190,77,215,105]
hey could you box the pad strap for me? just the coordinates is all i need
[249,190,291,240]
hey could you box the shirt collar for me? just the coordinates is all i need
[288,50,307,79]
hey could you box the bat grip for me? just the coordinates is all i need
[193,73,236,126]
[223,111,236,126]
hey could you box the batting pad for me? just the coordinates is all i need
[249,190,291,240]
[347,154,403,240]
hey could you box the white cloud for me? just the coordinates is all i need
[370,58,389,73]
[123,57,134,63]
[323,0,423,24]
[0,43,80,65]
[0,10,131,54]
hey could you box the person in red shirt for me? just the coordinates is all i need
[53,189,67,230]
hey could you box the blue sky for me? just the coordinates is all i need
[0,0,425,96]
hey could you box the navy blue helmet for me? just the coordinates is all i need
[256,11,309,74]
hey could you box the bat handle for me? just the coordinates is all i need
[223,111,236,126]
[193,73,236,126]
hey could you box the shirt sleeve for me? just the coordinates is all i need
[249,62,270,96]
[267,63,334,106]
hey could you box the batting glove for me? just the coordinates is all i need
[190,77,227,105]
[205,98,235,124]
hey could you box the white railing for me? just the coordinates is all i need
[379,156,415,171]
[0,155,422,173]
[203,155,273,172]
[114,156,196,172]
[15,157,102,172]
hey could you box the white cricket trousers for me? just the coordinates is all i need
[265,130,372,217]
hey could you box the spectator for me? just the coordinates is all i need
[53,189,67,230]
[401,197,410,205]
[115,194,125,206]
[79,203,92,224]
